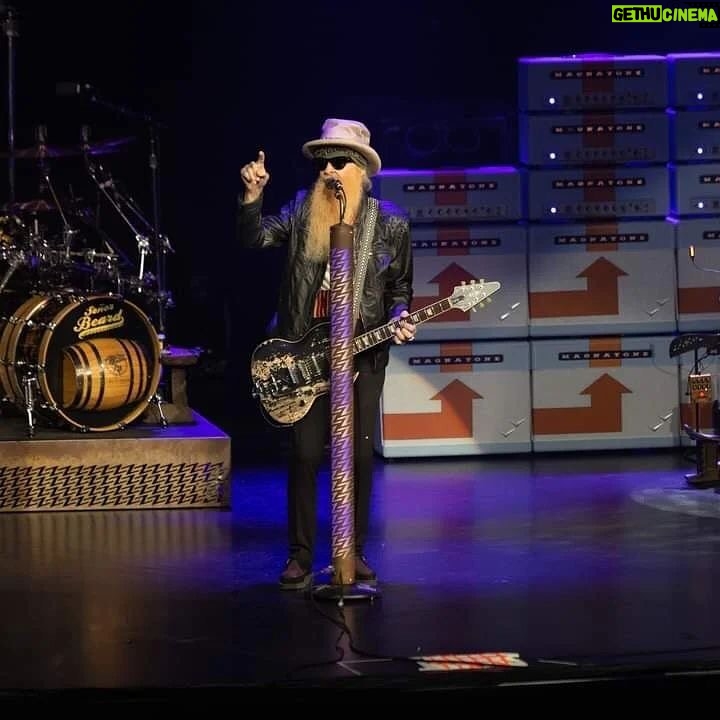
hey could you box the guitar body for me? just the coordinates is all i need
[250,322,351,426]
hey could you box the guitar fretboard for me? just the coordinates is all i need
[353,298,454,354]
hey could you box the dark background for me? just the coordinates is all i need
[1,1,717,449]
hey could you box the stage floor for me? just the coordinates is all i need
[1,443,720,702]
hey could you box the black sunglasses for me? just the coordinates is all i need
[312,156,354,172]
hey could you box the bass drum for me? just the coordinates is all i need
[0,292,162,431]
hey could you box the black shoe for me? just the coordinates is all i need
[279,558,311,590]
[355,555,377,585]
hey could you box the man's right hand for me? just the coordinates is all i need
[241,150,270,203]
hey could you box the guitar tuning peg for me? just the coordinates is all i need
[470,279,476,284]
[460,280,466,285]
[471,306,478,312]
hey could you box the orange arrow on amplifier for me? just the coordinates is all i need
[677,286,720,314]
[532,373,632,434]
[412,263,478,322]
[529,257,627,318]
[382,379,482,439]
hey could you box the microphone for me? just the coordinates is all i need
[324,177,346,223]
[56,81,94,97]
[324,177,343,193]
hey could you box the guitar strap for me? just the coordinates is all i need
[352,196,378,327]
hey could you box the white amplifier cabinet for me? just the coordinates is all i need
[671,162,720,216]
[668,52,720,108]
[373,166,522,223]
[528,219,677,336]
[671,109,720,162]
[374,339,532,458]
[526,165,670,221]
[531,335,681,452]
[520,111,669,166]
[518,54,668,112]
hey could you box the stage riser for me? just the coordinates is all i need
[0,414,231,512]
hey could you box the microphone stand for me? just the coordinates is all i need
[3,4,18,203]
[314,177,378,602]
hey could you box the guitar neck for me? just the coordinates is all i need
[352,296,455,355]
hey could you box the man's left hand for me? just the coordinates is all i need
[392,310,416,344]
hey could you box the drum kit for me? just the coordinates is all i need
[0,6,174,438]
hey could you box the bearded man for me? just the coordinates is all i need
[237,118,415,590]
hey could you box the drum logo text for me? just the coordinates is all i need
[73,305,125,339]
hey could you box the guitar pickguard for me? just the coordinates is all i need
[250,328,332,425]
[257,379,329,425]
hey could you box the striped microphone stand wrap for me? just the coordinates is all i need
[329,222,356,586]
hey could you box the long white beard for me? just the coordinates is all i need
[304,177,363,262]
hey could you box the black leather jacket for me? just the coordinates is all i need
[237,189,413,356]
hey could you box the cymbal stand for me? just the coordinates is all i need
[36,125,78,262]
[148,122,170,340]
[85,155,150,282]
[81,93,172,340]
[94,123,174,337]
[2,4,18,203]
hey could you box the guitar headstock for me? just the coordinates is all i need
[449,279,502,312]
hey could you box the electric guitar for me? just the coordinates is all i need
[250,279,501,426]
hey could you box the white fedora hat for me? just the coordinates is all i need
[302,118,382,176]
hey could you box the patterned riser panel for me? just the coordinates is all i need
[0,413,231,512]
[0,462,228,511]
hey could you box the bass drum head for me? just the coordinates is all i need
[38,295,161,431]
[35,294,162,431]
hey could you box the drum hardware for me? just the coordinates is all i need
[136,234,150,281]
[83,151,174,328]
[21,371,37,438]
[34,124,85,265]
[148,391,169,429]
[0,246,24,292]
[86,156,151,278]
[0,31,186,437]
[73,92,172,339]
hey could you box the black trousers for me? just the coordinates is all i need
[287,353,386,569]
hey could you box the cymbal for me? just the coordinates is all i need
[2,198,56,213]
[0,136,135,160]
